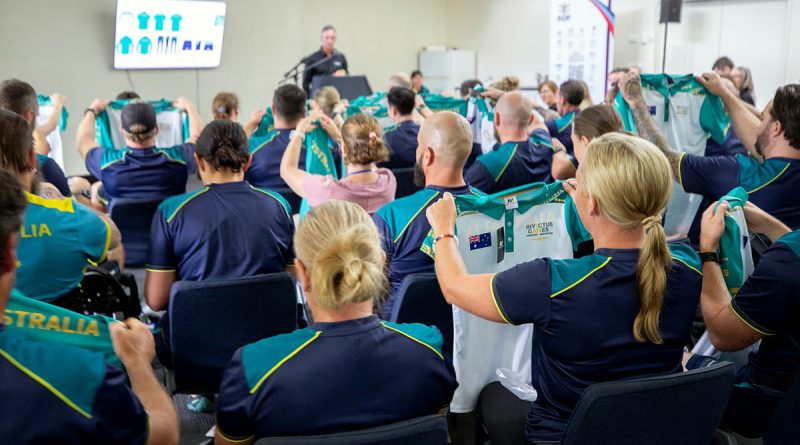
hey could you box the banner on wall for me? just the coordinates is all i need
[549,0,614,105]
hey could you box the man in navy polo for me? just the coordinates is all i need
[245,85,308,190]
[465,92,554,194]
[545,80,584,156]
[381,86,421,169]
[76,97,203,209]
[374,111,484,318]
[0,169,179,444]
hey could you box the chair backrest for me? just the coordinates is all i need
[108,197,165,267]
[270,187,302,215]
[764,371,800,444]
[392,167,421,199]
[389,273,453,353]
[168,273,298,394]
[255,414,448,445]
[560,362,735,445]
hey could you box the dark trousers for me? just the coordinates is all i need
[478,381,531,445]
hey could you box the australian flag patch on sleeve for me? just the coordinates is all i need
[469,232,492,250]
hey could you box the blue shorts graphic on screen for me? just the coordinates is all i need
[118,36,132,54]
[154,14,166,31]
[158,36,164,54]
[171,37,177,53]
[138,37,152,55]
[182,40,192,50]
[171,14,182,31]
[137,12,150,30]
[469,233,492,250]
[204,41,213,51]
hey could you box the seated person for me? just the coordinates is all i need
[145,120,295,365]
[373,112,484,318]
[312,85,347,129]
[0,79,70,196]
[212,91,239,122]
[0,169,178,445]
[245,85,308,190]
[214,200,458,443]
[465,92,553,193]
[427,132,701,443]
[411,70,429,95]
[619,72,800,242]
[545,80,584,156]
[551,104,624,180]
[280,112,395,214]
[689,202,800,438]
[0,109,123,305]
[76,97,203,209]
[380,86,420,169]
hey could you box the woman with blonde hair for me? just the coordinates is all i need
[426,132,701,444]
[214,200,458,443]
[280,112,396,213]
[313,86,346,128]
[212,92,239,121]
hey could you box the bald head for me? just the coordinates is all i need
[496,91,532,129]
[419,111,472,168]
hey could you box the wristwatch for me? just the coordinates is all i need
[84,108,99,118]
[699,251,722,264]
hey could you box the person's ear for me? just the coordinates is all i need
[494,111,502,128]
[194,153,207,173]
[581,135,591,146]
[425,146,435,167]
[295,259,311,293]
[241,154,252,173]
[772,119,784,139]
[588,195,601,217]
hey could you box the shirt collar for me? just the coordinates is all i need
[311,315,381,335]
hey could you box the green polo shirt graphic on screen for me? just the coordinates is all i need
[137,12,150,30]
[138,37,152,55]
[118,36,133,54]
[154,14,166,31]
[171,14,182,31]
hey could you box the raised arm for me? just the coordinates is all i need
[696,72,761,155]
[425,193,503,323]
[242,109,266,139]
[619,73,682,181]
[37,93,65,136]
[76,99,109,160]
[279,116,317,198]
[173,97,203,145]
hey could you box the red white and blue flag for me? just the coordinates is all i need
[469,233,492,251]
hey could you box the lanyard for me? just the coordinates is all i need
[347,169,373,177]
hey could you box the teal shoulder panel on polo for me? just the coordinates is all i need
[250,185,292,216]
[549,253,612,298]
[383,124,399,134]
[555,111,575,133]
[375,188,440,243]
[0,326,107,419]
[563,195,592,249]
[249,130,280,155]
[36,153,48,166]
[158,187,209,222]
[776,229,800,258]
[154,146,187,164]
[379,321,445,359]
[100,148,130,169]
[668,243,702,275]
[736,154,791,194]
[476,142,518,181]
[241,328,320,392]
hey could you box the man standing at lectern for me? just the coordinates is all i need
[302,25,349,95]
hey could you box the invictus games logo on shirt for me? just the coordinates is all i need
[526,221,554,240]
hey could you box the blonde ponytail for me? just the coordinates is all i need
[581,133,673,344]
[294,200,388,310]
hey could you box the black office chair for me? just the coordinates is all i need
[166,273,299,394]
[392,167,421,198]
[108,197,165,267]
[255,414,448,445]
[389,273,453,354]
[530,362,736,445]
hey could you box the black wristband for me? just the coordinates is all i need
[84,108,98,118]
[699,251,722,264]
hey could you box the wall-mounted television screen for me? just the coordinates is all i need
[114,0,226,69]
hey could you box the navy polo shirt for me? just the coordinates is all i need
[492,244,702,442]
[704,127,747,158]
[215,315,458,441]
[36,154,70,196]
[246,129,305,190]
[546,111,576,156]
[381,120,420,169]
[680,154,800,243]
[0,326,148,444]
[731,229,800,393]
[85,144,196,204]
[465,129,555,194]
[146,181,295,280]
[373,184,485,317]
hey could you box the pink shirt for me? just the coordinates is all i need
[302,168,397,213]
